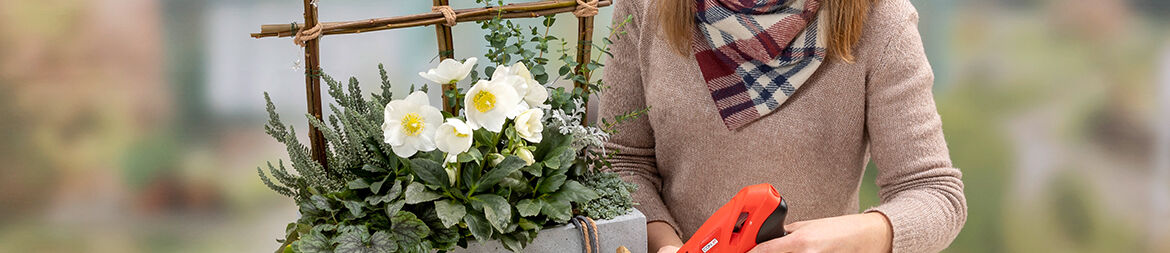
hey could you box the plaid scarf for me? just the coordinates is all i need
[693,0,827,129]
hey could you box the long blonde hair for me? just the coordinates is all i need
[658,0,875,63]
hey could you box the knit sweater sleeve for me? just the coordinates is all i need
[862,7,968,253]
[597,0,681,236]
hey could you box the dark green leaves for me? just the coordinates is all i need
[542,146,576,172]
[471,194,512,231]
[476,156,525,192]
[434,200,467,228]
[515,199,542,217]
[463,212,493,241]
[389,211,430,250]
[540,197,572,223]
[347,178,370,189]
[536,174,567,193]
[295,226,333,253]
[552,180,600,203]
[334,225,394,253]
[404,182,443,204]
[409,158,447,187]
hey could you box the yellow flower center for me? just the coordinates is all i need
[400,113,424,136]
[453,127,469,138]
[473,90,496,113]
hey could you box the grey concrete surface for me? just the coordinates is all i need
[445,209,646,253]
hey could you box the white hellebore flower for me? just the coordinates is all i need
[492,62,549,109]
[435,118,473,155]
[464,77,521,132]
[516,149,535,166]
[514,108,544,143]
[419,57,477,84]
[382,91,444,158]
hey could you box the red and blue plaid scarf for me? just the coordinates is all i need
[692,0,827,129]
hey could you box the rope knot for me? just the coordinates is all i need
[574,0,599,17]
[294,23,325,47]
[432,6,457,27]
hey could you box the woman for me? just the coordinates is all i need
[599,0,967,252]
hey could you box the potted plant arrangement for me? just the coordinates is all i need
[254,5,644,252]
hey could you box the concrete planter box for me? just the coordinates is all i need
[447,210,647,253]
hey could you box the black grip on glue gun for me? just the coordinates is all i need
[755,198,788,244]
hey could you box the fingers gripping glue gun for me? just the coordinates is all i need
[678,184,788,253]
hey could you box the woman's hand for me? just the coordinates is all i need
[747,212,893,253]
[657,245,680,253]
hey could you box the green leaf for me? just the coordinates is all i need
[515,199,542,217]
[499,170,530,193]
[295,226,333,253]
[310,195,334,212]
[334,225,394,253]
[517,217,541,231]
[457,148,483,163]
[404,182,443,204]
[553,180,600,203]
[385,180,404,199]
[476,156,525,192]
[434,199,467,228]
[385,199,405,218]
[369,231,395,253]
[410,158,448,187]
[542,146,576,172]
[389,211,430,251]
[521,164,542,177]
[370,176,388,194]
[347,178,370,189]
[341,200,366,218]
[540,198,572,223]
[536,174,567,193]
[361,163,385,173]
[471,194,512,231]
[463,212,493,241]
[500,236,523,252]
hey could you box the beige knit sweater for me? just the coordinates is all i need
[598,0,967,252]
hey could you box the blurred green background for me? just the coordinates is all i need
[0,0,1167,252]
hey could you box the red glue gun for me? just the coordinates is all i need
[678,184,788,253]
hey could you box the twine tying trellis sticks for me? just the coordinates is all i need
[432,5,457,27]
[573,0,599,17]
[287,0,601,46]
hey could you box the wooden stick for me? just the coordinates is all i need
[302,0,329,170]
[250,0,611,39]
[574,15,595,126]
[434,0,458,114]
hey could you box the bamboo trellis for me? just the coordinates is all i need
[251,0,611,169]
